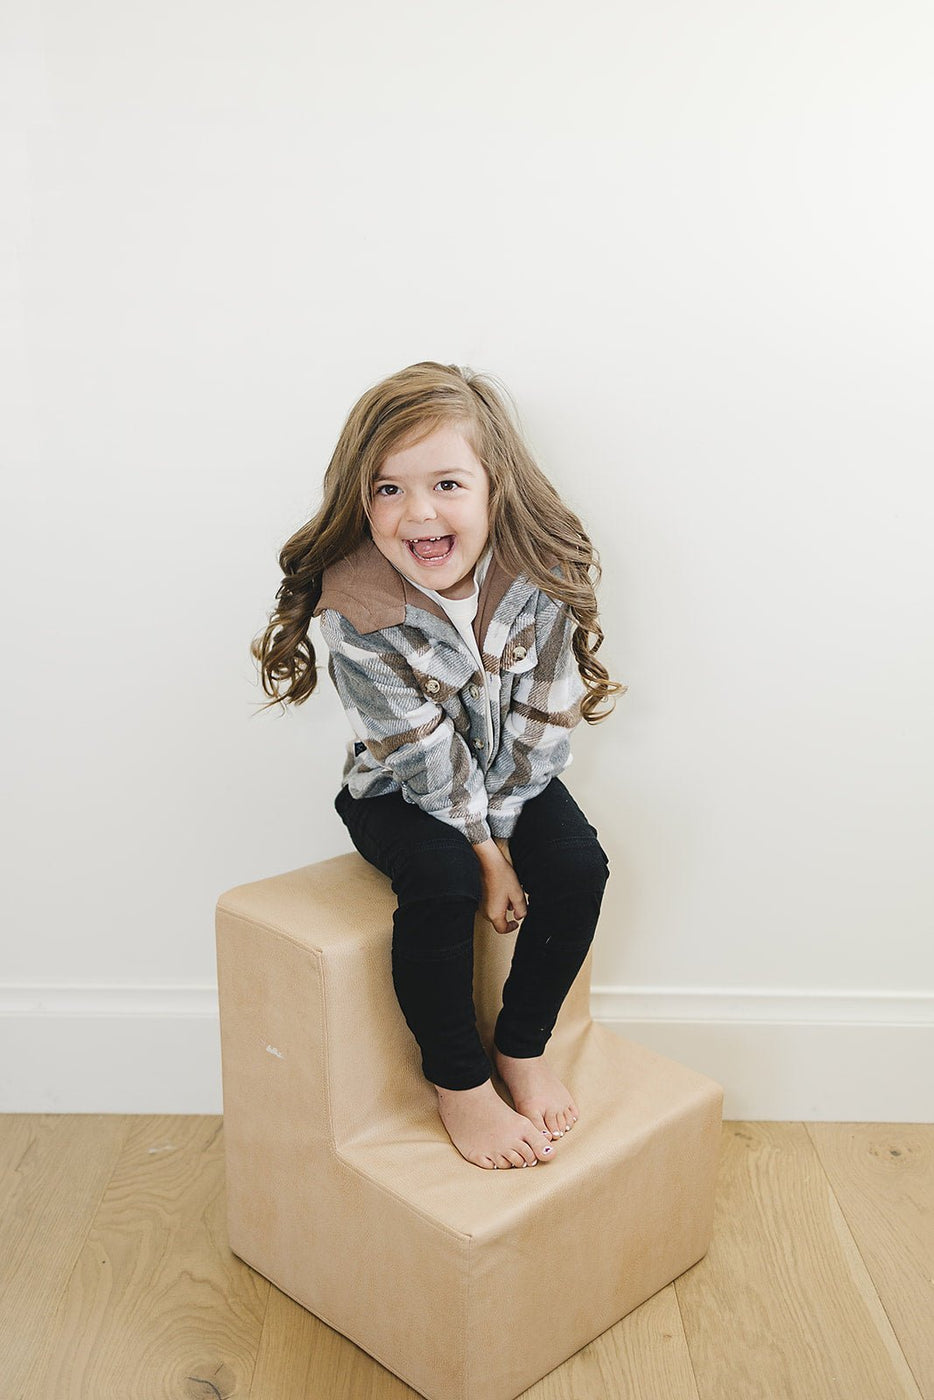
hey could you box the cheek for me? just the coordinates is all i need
[369,503,397,535]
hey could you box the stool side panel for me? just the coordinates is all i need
[216,900,474,1400]
[216,909,333,1272]
[326,1157,472,1400]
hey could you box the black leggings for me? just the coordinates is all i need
[334,777,610,1091]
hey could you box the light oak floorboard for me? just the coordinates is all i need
[675,1121,925,1400]
[23,1115,268,1400]
[520,1283,700,1400]
[250,1285,417,1399]
[2,1116,929,1399]
[0,1114,130,1399]
[249,1273,701,1400]
[806,1123,934,1398]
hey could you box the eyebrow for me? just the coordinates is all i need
[374,466,476,482]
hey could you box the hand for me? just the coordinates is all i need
[479,856,528,935]
[472,837,528,935]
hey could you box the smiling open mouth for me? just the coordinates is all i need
[406,535,455,563]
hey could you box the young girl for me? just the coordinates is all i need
[252,361,625,1171]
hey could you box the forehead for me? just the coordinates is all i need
[375,423,483,479]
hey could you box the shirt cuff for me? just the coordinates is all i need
[428,808,492,846]
[486,809,519,840]
[466,817,493,845]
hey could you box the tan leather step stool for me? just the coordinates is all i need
[215,853,723,1400]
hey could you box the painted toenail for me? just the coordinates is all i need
[543,1146,552,1153]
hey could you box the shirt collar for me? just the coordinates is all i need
[314,536,515,636]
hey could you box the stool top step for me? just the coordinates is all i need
[217,853,395,954]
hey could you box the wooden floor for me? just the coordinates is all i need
[1,1116,931,1399]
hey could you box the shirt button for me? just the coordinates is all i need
[473,738,485,750]
[468,683,480,699]
[512,645,527,661]
[425,678,440,695]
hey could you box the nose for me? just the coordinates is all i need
[407,491,439,524]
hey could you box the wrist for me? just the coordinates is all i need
[472,837,507,869]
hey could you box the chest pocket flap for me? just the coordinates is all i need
[409,643,478,701]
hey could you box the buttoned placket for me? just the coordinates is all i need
[407,610,495,764]
[422,671,493,764]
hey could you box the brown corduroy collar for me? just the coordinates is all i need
[313,534,519,639]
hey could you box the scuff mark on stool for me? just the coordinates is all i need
[265,1044,285,1059]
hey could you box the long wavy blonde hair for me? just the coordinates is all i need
[251,361,626,721]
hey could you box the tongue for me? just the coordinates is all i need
[411,536,453,559]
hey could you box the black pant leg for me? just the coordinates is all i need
[334,786,492,1089]
[493,778,610,1058]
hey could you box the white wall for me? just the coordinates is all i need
[3,0,931,1115]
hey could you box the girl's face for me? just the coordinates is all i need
[368,422,491,600]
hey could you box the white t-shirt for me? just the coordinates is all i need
[400,546,495,754]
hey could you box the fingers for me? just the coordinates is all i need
[491,913,521,936]
[505,881,528,925]
[480,867,528,934]
[495,900,527,936]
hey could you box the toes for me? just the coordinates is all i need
[524,1125,551,1156]
[543,1110,561,1139]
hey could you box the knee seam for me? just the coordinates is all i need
[395,892,480,913]
[393,934,475,964]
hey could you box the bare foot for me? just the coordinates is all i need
[434,1077,558,1170]
[493,1046,579,1141]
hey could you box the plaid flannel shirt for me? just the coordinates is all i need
[314,535,585,845]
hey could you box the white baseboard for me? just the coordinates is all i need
[0,984,931,1119]
[0,985,223,1115]
[591,986,933,1122]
